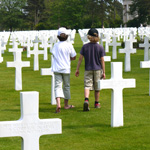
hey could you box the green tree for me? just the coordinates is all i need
[0,0,123,31]
[108,0,123,27]
[83,0,123,28]
[48,0,86,29]
[84,0,100,27]
[0,0,26,31]
[130,0,150,26]
[24,0,45,29]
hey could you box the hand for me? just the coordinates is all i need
[75,70,79,77]
[101,73,106,79]
[70,56,76,60]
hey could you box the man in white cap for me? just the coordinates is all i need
[51,27,76,113]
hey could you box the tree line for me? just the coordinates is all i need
[128,0,150,27]
[0,0,123,31]
[0,0,149,31]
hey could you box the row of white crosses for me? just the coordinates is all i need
[119,40,136,72]
[138,27,150,40]
[7,42,30,90]
[139,36,150,61]
[140,36,150,95]
[0,31,65,150]
[78,27,139,45]
[10,29,76,60]
[78,28,150,128]
[1,29,150,122]
[78,27,150,47]
[78,28,138,73]
[0,29,78,150]
[0,28,149,149]
[9,35,45,71]
[0,41,5,62]
[5,29,76,92]
[0,29,112,150]
[101,32,136,72]
[0,59,136,150]
[2,29,150,94]
[0,32,9,62]
[100,28,137,127]
[100,33,150,127]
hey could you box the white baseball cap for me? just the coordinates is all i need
[57,27,68,36]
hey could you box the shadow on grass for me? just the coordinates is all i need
[1,108,20,112]
[63,123,110,130]
[125,93,149,97]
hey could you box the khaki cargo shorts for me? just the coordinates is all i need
[84,70,103,91]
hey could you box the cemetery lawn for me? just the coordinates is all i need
[0,33,150,150]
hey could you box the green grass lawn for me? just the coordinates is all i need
[0,33,150,150]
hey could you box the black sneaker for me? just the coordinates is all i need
[83,100,90,111]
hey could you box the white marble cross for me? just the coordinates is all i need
[47,38,54,53]
[26,37,33,58]
[30,43,44,71]
[98,62,136,127]
[104,56,111,62]
[0,37,6,54]
[78,29,89,45]
[140,61,150,95]
[139,36,150,61]
[7,46,30,90]
[0,41,4,63]
[41,55,56,105]
[129,33,137,43]
[33,35,41,43]
[0,91,62,150]
[109,36,121,59]
[100,33,104,46]
[20,35,26,47]
[39,37,50,60]
[1,36,7,48]
[9,34,17,46]
[119,40,136,72]
[41,67,56,105]
[103,34,112,52]
[9,42,22,61]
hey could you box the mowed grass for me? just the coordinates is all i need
[0,33,150,150]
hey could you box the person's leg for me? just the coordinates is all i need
[84,71,93,100]
[84,71,93,111]
[83,88,90,111]
[64,99,75,109]
[84,88,90,99]
[56,97,61,113]
[63,74,75,109]
[95,90,100,102]
[93,70,102,108]
[54,73,64,112]
[94,91,101,108]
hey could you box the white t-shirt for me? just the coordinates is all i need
[51,41,76,73]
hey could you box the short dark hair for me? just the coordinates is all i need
[57,33,68,41]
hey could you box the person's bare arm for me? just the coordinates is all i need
[100,57,106,79]
[75,54,83,77]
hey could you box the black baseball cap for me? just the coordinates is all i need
[87,28,99,37]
